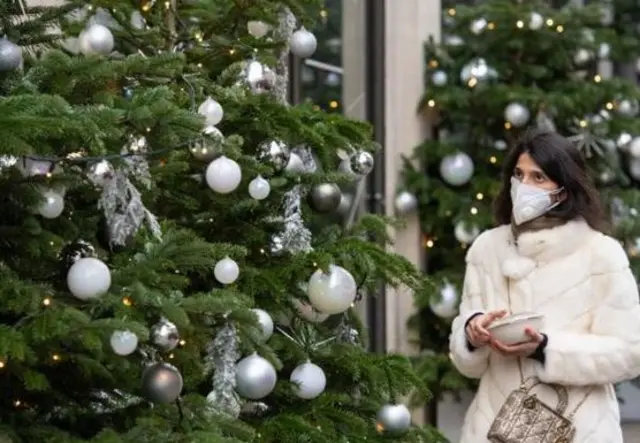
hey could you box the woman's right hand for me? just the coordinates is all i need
[465,310,508,348]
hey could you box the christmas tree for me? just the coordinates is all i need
[402,0,640,409]
[0,1,445,442]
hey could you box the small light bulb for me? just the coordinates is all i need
[427,99,436,107]
[516,20,524,28]
[490,156,497,164]
[546,18,554,26]
[594,75,602,83]
[179,340,186,346]
[556,25,564,33]
[470,207,478,215]
[0,361,5,369]
[476,193,484,200]
[504,122,512,130]
[43,297,52,306]
[447,8,456,16]
[122,296,133,306]
[52,354,61,361]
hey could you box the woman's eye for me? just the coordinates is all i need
[513,170,523,179]
[534,173,545,182]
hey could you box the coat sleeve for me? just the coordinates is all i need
[536,236,640,386]
[449,237,491,379]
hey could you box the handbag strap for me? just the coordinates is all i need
[506,275,594,419]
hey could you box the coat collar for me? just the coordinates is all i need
[502,218,594,280]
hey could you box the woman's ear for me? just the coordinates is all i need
[555,189,567,204]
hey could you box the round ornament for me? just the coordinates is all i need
[289,27,317,58]
[629,137,640,158]
[453,222,480,244]
[494,140,508,151]
[235,354,277,400]
[337,192,353,217]
[87,160,115,187]
[141,362,183,404]
[197,97,224,126]
[290,361,326,399]
[247,20,270,38]
[110,330,138,356]
[79,24,114,56]
[394,191,418,215]
[598,43,611,60]
[58,239,96,272]
[439,152,474,186]
[375,403,412,435]
[460,58,497,85]
[430,283,458,318]
[307,264,357,314]
[504,102,530,127]
[431,70,448,87]
[307,183,341,213]
[67,257,111,300]
[616,98,639,118]
[239,60,276,94]
[214,256,240,285]
[573,48,592,66]
[191,125,224,162]
[285,152,306,174]
[248,176,271,200]
[251,308,274,342]
[349,150,375,176]
[130,10,146,29]
[258,140,290,172]
[38,189,65,219]
[205,156,242,194]
[0,37,22,71]
[630,158,640,181]
[528,12,544,30]
[151,318,180,352]
[616,132,633,151]
[469,17,487,35]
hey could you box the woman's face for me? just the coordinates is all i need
[513,152,560,191]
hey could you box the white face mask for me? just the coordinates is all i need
[510,177,563,225]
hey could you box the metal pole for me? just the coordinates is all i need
[288,54,302,105]
[365,0,387,354]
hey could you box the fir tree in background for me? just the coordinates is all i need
[0,1,446,442]
[402,0,640,406]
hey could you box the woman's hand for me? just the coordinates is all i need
[490,327,544,357]
[465,310,508,348]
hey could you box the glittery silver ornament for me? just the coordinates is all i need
[250,308,274,342]
[0,37,22,71]
[190,125,223,162]
[87,160,115,187]
[375,404,412,434]
[307,183,341,213]
[235,354,277,400]
[394,191,418,215]
[151,318,180,352]
[79,24,115,56]
[349,150,375,176]
[431,70,447,87]
[258,140,290,171]
[141,362,183,404]
[288,27,317,58]
[439,152,474,186]
[504,102,530,127]
[239,60,277,94]
[431,283,458,318]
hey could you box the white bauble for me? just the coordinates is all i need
[67,257,111,300]
[235,353,277,400]
[38,189,65,219]
[289,27,317,58]
[431,70,448,87]
[629,137,640,158]
[198,97,224,126]
[376,404,412,434]
[110,330,138,356]
[504,102,530,127]
[528,12,544,30]
[79,24,114,56]
[617,132,633,151]
[290,361,326,399]
[251,308,274,342]
[205,156,242,194]
[214,257,239,285]
[307,265,357,314]
[439,153,474,186]
[453,222,480,244]
[247,20,270,38]
[430,283,458,318]
[394,191,418,215]
[248,176,271,200]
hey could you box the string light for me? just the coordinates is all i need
[594,75,602,83]
[487,22,496,30]
[470,207,478,215]
[556,25,564,33]
[476,193,484,200]
[427,99,436,107]
[122,296,133,306]
[447,8,456,16]
[0,361,5,369]
[489,156,497,164]
[179,339,186,346]
[329,100,339,109]
[42,297,52,307]
[516,20,524,28]
[467,78,478,88]
[606,102,614,110]
[428,60,439,68]
[546,18,554,27]
[504,122,512,130]
[52,353,61,362]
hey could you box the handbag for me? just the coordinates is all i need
[486,278,594,443]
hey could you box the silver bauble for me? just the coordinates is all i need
[349,150,375,176]
[630,158,640,181]
[251,308,274,343]
[598,43,611,59]
[445,35,464,47]
[141,362,183,404]
[454,222,480,244]
[629,137,640,158]
[469,17,487,35]
[617,132,633,151]
[430,283,458,318]
[307,183,341,213]
[337,193,353,216]
[504,102,530,127]
[494,140,508,151]
[79,24,114,56]
[247,20,270,38]
[573,48,592,66]
[290,361,326,399]
[375,403,412,435]
[235,354,277,400]
[431,70,448,87]
[616,98,639,118]
[394,191,418,215]
[0,37,22,71]
[439,153,474,186]
[529,12,544,30]
[190,125,223,162]
[239,60,276,94]
[289,27,317,58]
[87,160,115,187]
[460,58,497,85]
[285,152,306,174]
[151,318,180,352]
[258,140,290,172]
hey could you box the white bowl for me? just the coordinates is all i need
[487,312,544,345]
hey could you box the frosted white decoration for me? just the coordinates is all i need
[78,24,114,56]
[214,257,239,285]
[453,222,480,244]
[251,308,274,342]
[307,265,357,314]
[248,176,271,200]
[67,257,112,300]
[38,189,65,219]
[110,330,138,356]
[198,97,224,126]
[290,361,326,399]
[205,156,242,194]
[288,27,317,58]
[247,20,270,38]
[430,283,458,318]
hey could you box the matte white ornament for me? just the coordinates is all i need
[251,308,274,342]
[439,152,474,186]
[394,191,418,215]
[454,222,480,244]
[289,27,317,58]
[198,97,224,126]
[79,24,114,56]
[205,156,242,194]
[629,137,640,158]
[307,265,357,314]
[110,330,138,356]
[214,257,239,285]
[67,257,111,300]
[38,190,65,219]
[0,37,22,71]
[235,353,277,400]
[290,361,326,399]
[431,70,448,87]
[430,283,458,318]
[248,176,271,200]
[617,132,633,151]
[376,404,412,434]
[529,12,544,30]
[504,102,530,127]
[616,98,639,118]
[247,20,270,38]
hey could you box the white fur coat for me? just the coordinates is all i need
[449,219,640,443]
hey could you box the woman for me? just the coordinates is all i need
[450,129,640,443]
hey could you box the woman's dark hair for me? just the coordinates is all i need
[493,129,609,233]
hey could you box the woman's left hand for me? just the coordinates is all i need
[490,327,544,357]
